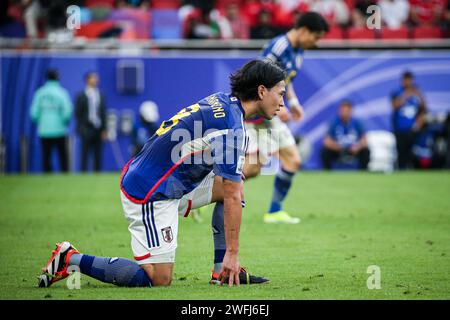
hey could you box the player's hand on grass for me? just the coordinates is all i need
[219,252,240,287]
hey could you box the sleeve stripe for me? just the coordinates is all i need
[272,37,288,57]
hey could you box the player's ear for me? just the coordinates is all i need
[257,85,266,100]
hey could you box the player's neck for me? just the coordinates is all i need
[241,100,258,119]
[287,30,299,49]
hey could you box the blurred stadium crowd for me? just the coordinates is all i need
[1,0,450,40]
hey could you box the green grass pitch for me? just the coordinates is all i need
[0,171,449,300]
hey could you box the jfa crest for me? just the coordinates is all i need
[161,227,173,243]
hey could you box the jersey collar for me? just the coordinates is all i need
[231,95,246,118]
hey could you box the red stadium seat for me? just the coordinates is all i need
[216,0,244,10]
[85,0,115,8]
[323,26,344,39]
[347,27,376,39]
[380,27,410,39]
[412,26,442,39]
[344,0,355,9]
[152,0,180,9]
[75,21,116,38]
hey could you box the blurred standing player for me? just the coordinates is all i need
[391,71,427,169]
[246,11,329,224]
[30,69,72,173]
[207,12,328,285]
[75,72,107,172]
[38,60,286,288]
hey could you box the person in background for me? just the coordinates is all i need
[391,71,427,169]
[412,112,447,169]
[250,9,281,39]
[30,69,72,173]
[217,1,250,39]
[75,71,107,172]
[321,100,370,170]
[311,0,350,27]
[379,0,410,29]
[351,0,377,28]
[409,0,446,27]
[131,100,160,157]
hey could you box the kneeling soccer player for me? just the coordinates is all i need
[38,59,287,288]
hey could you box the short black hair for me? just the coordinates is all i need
[230,59,287,101]
[84,71,98,81]
[47,69,59,81]
[402,71,414,79]
[295,11,329,33]
[340,99,353,108]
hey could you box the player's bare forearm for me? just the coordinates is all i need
[286,83,295,101]
[220,178,242,286]
[286,83,304,121]
[222,179,242,254]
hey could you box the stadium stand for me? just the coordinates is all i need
[1,0,449,41]
[347,26,376,39]
[412,25,443,38]
[379,26,410,39]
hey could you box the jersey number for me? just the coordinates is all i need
[156,103,200,136]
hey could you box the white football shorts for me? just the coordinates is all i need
[121,171,215,265]
[245,116,296,164]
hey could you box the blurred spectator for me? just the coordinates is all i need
[321,100,370,170]
[30,69,72,173]
[0,0,12,26]
[23,0,48,38]
[250,8,281,38]
[379,0,409,29]
[409,0,446,27]
[242,0,279,26]
[75,72,107,172]
[23,0,74,38]
[442,0,450,35]
[277,0,310,13]
[352,0,377,28]
[184,8,221,39]
[131,100,160,156]
[445,113,450,167]
[217,1,250,39]
[391,71,427,170]
[181,0,216,13]
[0,1,26,38]
[311,0,350,27]
[411,112,446,169]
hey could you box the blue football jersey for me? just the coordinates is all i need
[391,87,422,132]
[328,117,365,149]
[262,34,304,85]
[121,92,248,204]
[245,34,304,124]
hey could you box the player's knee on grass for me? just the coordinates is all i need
[152,273,172,286]
[141,263,173,286]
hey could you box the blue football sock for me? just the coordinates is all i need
[212,202,226,274]
[69,254,152,287]
[268,168,295,213]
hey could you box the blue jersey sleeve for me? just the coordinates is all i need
[355,120,366,137]
[211,127,246,183]
[391,87,403,100]
[262,36,288,62]
[327,119,338,139]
